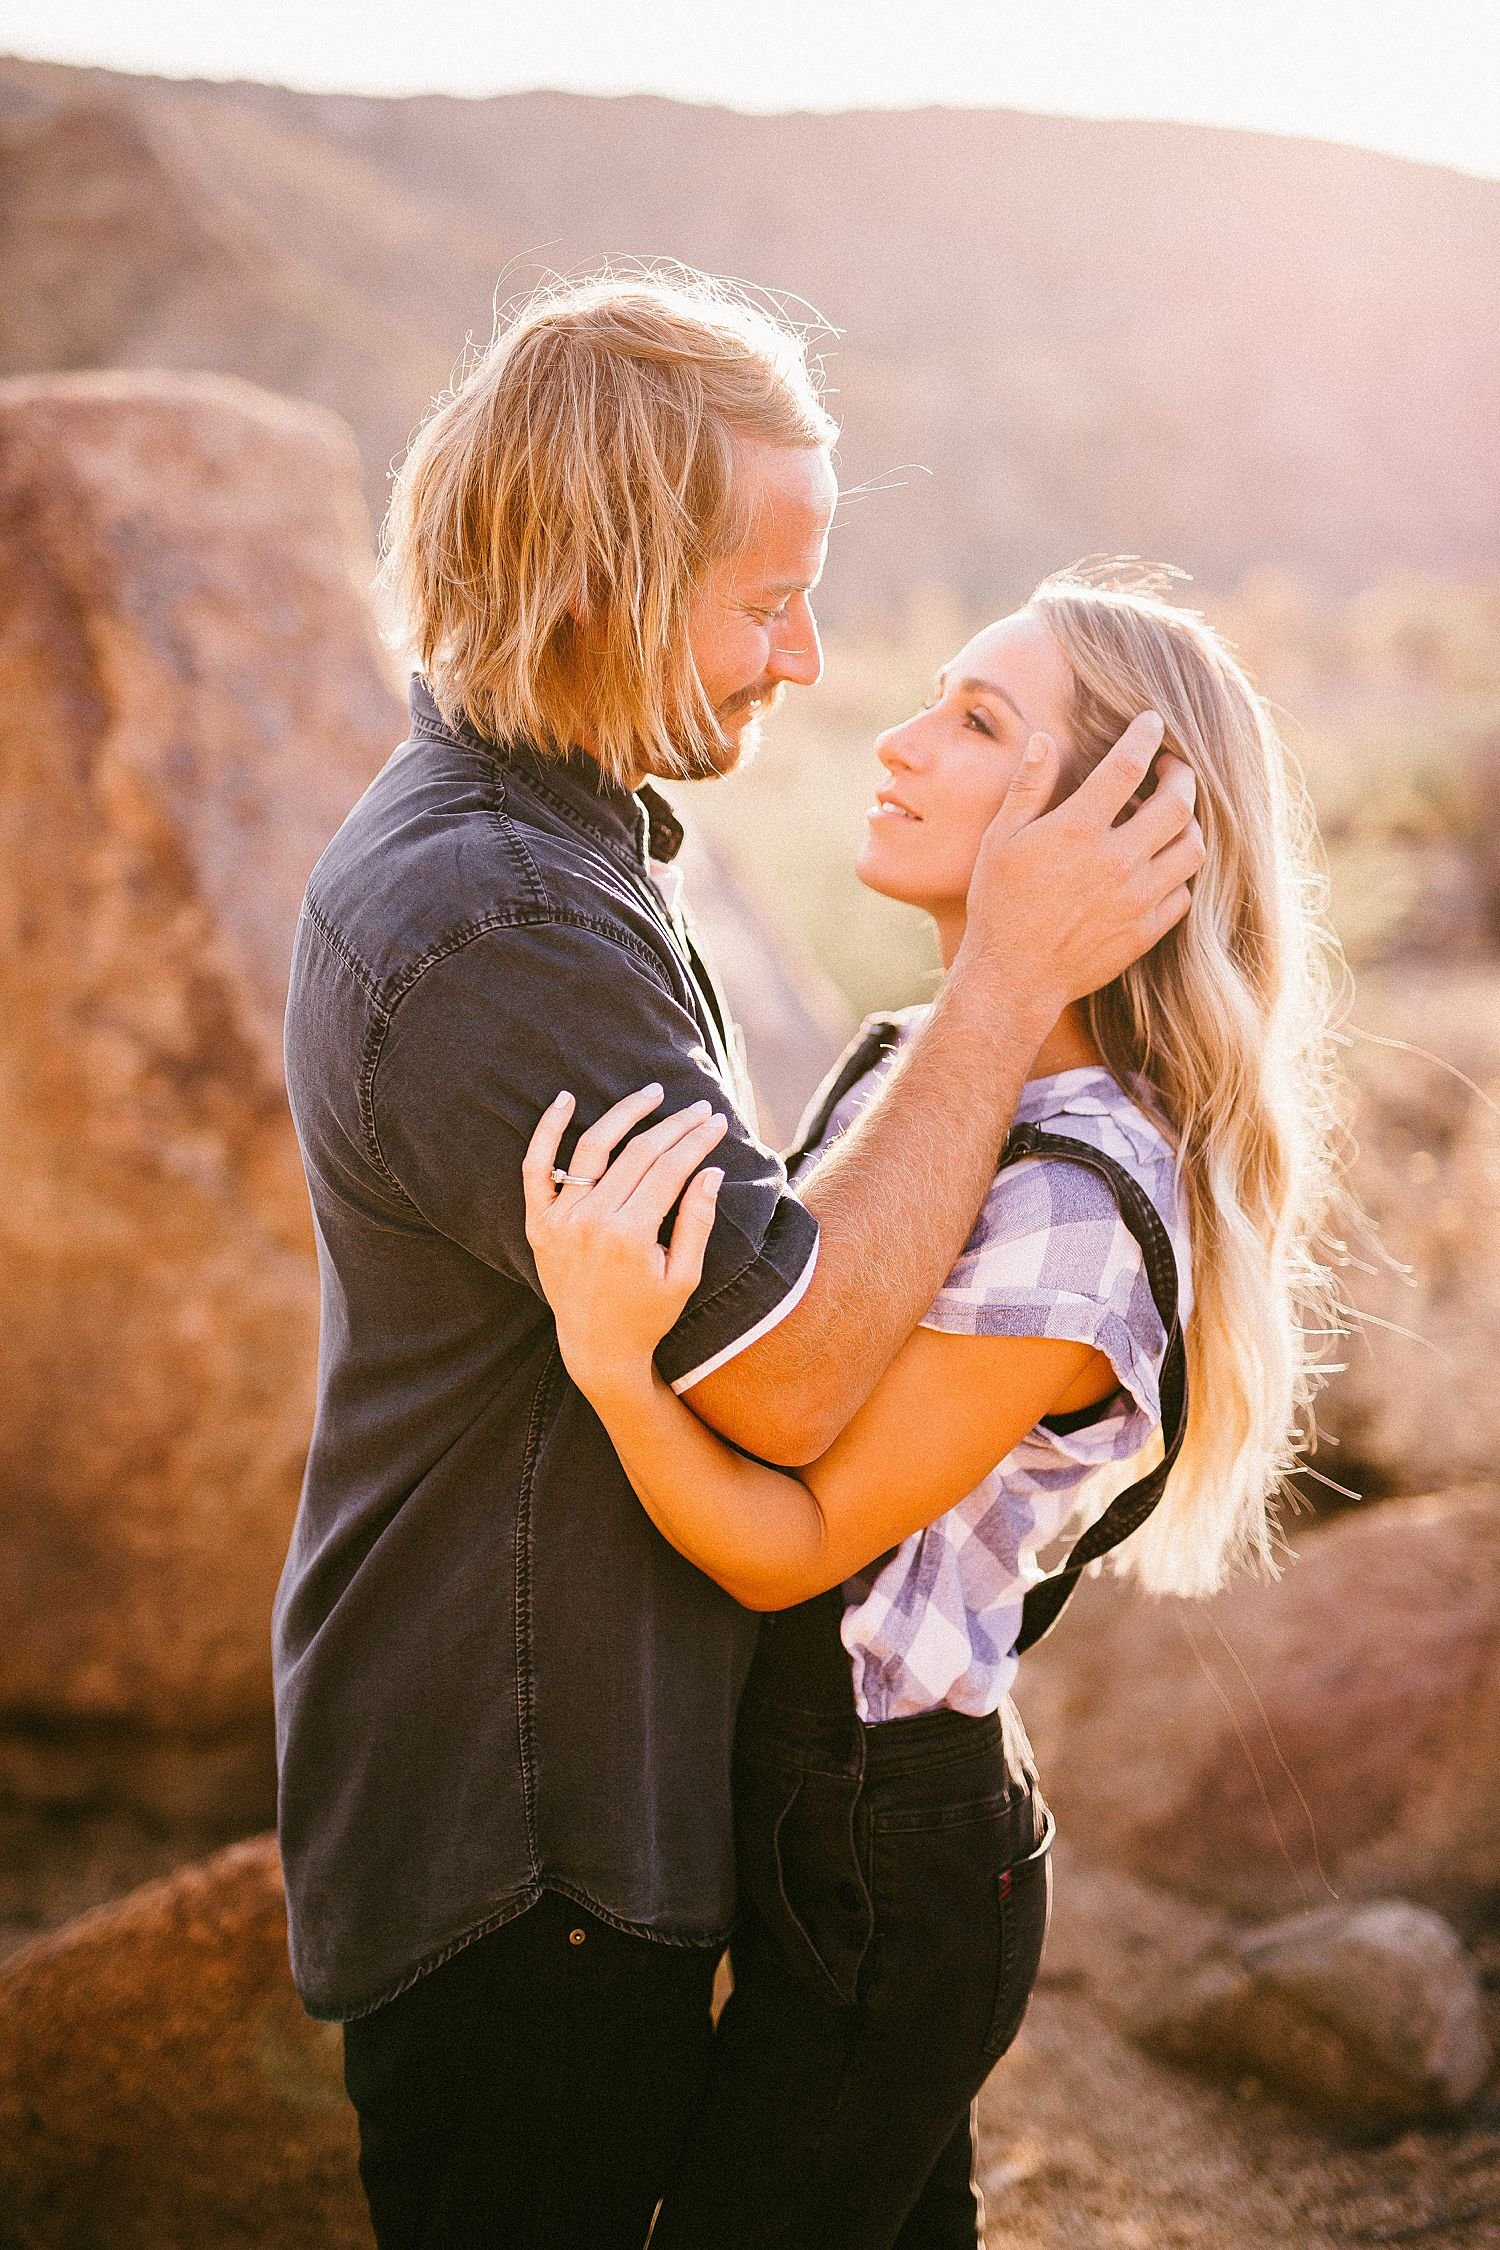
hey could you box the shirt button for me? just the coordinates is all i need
[568,1927,587,1946]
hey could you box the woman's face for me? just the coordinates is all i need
[856,610,1076,947]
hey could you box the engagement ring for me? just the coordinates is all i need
[551,1168,601,1188]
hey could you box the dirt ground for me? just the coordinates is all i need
[979,1987,1500,2248]
[4,1812,1498,2246]
[978,1850,1500,2250]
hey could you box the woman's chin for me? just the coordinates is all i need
[855,835,922,905]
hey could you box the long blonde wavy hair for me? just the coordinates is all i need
[382,267,836,787]
[1029,568,1346,1599]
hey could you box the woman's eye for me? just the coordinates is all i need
[962,708,995,737]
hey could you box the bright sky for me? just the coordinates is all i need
[3,0,1498,179]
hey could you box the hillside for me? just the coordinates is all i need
[1,54,1497,614]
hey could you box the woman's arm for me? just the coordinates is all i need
[522,1088,1115,1609]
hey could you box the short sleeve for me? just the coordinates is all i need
[919,1154,1171,1442]
[370,916,819,1386]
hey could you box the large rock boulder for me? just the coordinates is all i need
[1134,1900,1490,2134]
[1014,1486,1500,1924]
[1317,965,1500,1500]
[0,372,402,1820]
[0,1834,369,2247]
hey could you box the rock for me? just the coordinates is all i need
[0,1833,369,2247]
[0,372,402,1817]
[1317,965,1500,1499]
[1014,1486,1500,1923]
[1134,1901,1491,2133]
[675,824,853,1145]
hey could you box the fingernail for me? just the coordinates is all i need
[552,1090,574,1109]
[1022,732,1050,767]
[687,1099,711,1118]
[645,1082,664,1100]
[1142,710,1165,739]
[702,1168,724,1192]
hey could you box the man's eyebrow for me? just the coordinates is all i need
[939,669,1034,729]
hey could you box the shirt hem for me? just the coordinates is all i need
[295,1881,732,2024]
[672,1235,819,1394]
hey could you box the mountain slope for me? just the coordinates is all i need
[0,55,1495,609]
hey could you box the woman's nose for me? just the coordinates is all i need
[876,717,924,771]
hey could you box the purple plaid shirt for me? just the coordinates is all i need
[800,1016,1192,1722]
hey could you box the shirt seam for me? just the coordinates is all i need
[300,893,380,1002]
[486,773,551,915]
[359,910,685,1193]
[514,1350,563,1876]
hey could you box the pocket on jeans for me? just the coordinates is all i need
[736,1759,874,2011]
[983,1807,1055,2061]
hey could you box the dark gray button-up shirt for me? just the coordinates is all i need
[274,679,819,2020]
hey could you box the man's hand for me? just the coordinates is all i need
[962,715,1203,1009]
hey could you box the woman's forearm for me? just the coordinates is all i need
[585,1324,1106,1612]
[586,1366,831,1609]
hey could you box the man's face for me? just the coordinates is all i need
[682,442,838,776]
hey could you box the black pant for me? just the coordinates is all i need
[649,1594,1054,2250]
[342,1891,718,2250]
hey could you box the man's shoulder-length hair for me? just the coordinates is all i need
[381,265,837,789]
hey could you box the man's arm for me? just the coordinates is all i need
[681,719,1201,1462]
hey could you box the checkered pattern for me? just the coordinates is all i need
[808,1026,1192,1722]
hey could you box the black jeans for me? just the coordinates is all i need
[342,1891,718,2249]
[650,1594,1054,2250]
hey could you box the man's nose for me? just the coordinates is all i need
[767,596,823,689]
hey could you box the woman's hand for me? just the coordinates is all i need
[522,1083,728,1397]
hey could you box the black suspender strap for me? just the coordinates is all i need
[1000,1121,1190,1653]
[785,1032,1189,1653]
[784,1016,906,1173]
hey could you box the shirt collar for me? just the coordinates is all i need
[1014,1066,1126,1123]
[406,674,684,868]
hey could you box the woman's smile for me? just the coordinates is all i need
[867,787,922,822]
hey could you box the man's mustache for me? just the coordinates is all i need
[718,681,783,721]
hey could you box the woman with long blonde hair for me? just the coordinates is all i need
[522,569,1342,2249]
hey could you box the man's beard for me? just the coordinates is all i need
[644,682,782,784]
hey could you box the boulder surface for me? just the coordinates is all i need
[1015,1486,1500,1923]
[0,1833,369,2248]
[1134,1899,1491,2134]
[0,372,402,1818]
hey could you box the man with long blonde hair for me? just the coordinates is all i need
[274,269,1201,2247]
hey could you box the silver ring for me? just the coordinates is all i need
[551,1167,601,1188]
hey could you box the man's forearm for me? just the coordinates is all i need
[682,960,1056,1462]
